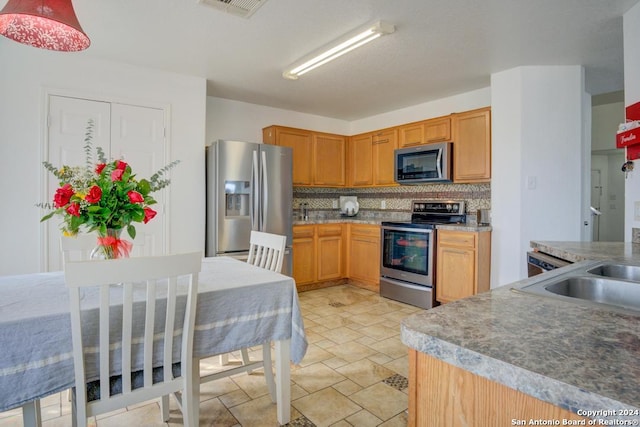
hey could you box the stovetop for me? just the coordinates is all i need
[382,200,466,229]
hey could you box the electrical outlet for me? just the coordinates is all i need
[381,200,386,209]
[332,200,338,209]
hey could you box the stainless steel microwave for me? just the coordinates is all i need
[394,142,453,184]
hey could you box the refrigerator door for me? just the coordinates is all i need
[207,140,258,255]
[258,144,293,247]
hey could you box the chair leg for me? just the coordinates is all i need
[262,342,276,402]
[241,348,253,373]
[160,395,170,422]
[21,400,41,427]
[218,353,230,365]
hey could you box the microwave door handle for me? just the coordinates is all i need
[436,148,443,178]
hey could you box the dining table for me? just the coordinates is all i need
[0,256,308,426]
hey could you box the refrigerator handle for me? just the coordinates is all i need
[261,149,268,230]
[251,150,259,230]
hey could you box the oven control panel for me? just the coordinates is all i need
[412,200,465,215]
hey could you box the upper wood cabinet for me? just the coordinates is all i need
[313,133,346,186]
[399,116,451,148]
[452,107,491,183]
[263,125,346,187]
[263,126,313,185]
[348,128,398,187]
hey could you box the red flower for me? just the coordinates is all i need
[127,191,144,204]
[111,169,124,181]
[65,202,81,217]
[85,185,102,203]
[53,184,74,208]
[116,160,128,171]
[143,207,157,224]
[95,163,106,174]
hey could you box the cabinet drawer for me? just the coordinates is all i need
[350,225,380,238]
[293,225,315,239]
[438,231,476,248]
[317,224,342,237]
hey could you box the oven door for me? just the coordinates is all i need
[380,225,434,286]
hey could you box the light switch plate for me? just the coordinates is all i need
[332,200,338,209]
[635,202,640,221]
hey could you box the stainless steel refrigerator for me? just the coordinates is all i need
[205,140,293,275]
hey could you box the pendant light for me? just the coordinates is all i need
[0,0,90,51]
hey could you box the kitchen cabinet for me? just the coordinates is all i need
[292,225,316,285]
[292,224,344,288]
[348,129,397,187]
[452,107,491,182]
[436,229,491,304]
[407,350,588,426]
[316,224,344,281]
[347,224,381,291]
[263,125,345,187]
[398,116,451,148]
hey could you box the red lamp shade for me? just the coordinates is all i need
[0,0,90,51]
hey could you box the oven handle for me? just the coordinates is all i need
[381,225,434,234]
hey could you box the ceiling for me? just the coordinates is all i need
[68,0,639,121]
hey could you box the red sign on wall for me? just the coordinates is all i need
[616,101,640,159]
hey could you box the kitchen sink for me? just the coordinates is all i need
[586,263,640,282]
[514,263,640,315]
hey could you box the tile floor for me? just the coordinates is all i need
[0,285,421,427]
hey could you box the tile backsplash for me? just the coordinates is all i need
[294,183,490,216]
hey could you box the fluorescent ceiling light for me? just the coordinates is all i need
[283,20,395,80]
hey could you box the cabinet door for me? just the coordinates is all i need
[424,116,451,143]
[436,244,476,303]
[372,129,397,186]
[292,225,315,285]
[398,122,424,147]
[348,133,374,186]
[453,107,491,182]
[317,224,343,280]
[348,225,380,286]
[314,133,346,186]
[274,127,313,186]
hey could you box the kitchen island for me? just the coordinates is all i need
[401,245,640,425]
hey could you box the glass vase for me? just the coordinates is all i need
[90,228,131,260]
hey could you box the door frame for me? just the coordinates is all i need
[40,88,173,271]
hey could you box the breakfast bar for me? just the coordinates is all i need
[401,242,640,425]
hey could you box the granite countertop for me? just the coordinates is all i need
[531,240,640,263]
[401,260,640,419]
[293,214,492,232]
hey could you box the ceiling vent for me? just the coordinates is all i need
[197,0,267,18]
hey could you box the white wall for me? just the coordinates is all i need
[350,88,491,134]
[624,2,640,241]
[491,66,587,286]
[206,97,351,144]
[592,102,625,151]
[0,42,206,275]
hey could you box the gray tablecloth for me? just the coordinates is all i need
[0,256,307,412]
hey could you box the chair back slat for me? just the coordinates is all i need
[246,231,286,273]
[63,252,202,425]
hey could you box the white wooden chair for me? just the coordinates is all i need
[64,252,202,427]
[204,230,287,401]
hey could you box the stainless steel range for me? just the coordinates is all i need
[380,200,466,309]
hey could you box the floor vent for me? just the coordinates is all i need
[197,0,268,18]
[328,301,346,308]
[383,374,409,391]
[285,415,316,427]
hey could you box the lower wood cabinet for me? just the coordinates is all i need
[347,224,381,291]
[436,229,491,304]
[292,224,344,288]
[408,350,588,426]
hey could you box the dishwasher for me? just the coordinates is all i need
[526,251,571,277]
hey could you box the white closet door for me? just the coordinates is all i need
[45,96,167,271]
[110,103,166,257]
[46,96,110,271]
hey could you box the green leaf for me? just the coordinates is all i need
[127,224,136,240]
[137,179,151,195]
